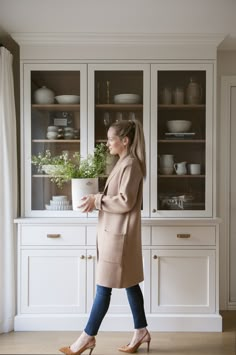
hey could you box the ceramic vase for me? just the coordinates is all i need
[71,178,99,211]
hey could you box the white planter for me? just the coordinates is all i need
[71,178,99,211]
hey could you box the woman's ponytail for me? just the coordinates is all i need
[110,119,146,178]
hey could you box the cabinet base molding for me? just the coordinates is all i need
[14,314,222,332]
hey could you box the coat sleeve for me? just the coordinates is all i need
[94,162,142,214]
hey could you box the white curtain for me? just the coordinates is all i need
[0,47,18,333]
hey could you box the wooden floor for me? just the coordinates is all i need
[0,312,235,355]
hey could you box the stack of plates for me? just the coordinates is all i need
[45,195,72,210]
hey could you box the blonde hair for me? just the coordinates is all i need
[110,120,146,177]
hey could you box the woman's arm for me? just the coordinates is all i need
[94,162,142,214]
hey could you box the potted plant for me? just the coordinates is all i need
[32,143,109,210]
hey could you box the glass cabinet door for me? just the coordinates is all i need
[88,64,150,217]
[151,64,213,217]
[23,64,87,216]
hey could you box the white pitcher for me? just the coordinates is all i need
[174,161,187,175]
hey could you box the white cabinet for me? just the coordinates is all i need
[15,221,221,331]
[16,39,222,331]
[22,61,214,218]
[20,249,87,314]
[17,224,97,317]
[151,249,215,313]
[150,226,216,314]
[150,63,214,217]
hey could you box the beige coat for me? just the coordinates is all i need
[94,155,144,288]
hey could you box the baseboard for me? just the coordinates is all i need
[14,313,222,332]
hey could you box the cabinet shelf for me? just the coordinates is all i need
[158,139,205,143]
[96,139,107,143]
[32,104,80,112]
[32,139,80,143]
[96,104,143,110]
[158,104,205,110]
[158,174,205,178]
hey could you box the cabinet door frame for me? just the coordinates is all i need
[20,248,87,314]
[151,249,216,313]
[87,63,150,217]
[22,63,87,217]
[150,63,214,218]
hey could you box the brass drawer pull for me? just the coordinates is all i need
[87,255,93,260]
[177,233,191,239]
[47,234,61,238]
[153,255,158,259]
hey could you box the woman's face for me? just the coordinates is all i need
[107,127,128,157]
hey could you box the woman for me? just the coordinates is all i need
[60,119,150,355]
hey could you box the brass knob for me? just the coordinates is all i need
[153,255,158,259]
[87,255,93,259]
[80,255,85,259]
[152,209,157,213]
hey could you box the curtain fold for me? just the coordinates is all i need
[0,47,18,333]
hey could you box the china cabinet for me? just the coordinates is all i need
[14,34,222,332]
[151,63,213,217]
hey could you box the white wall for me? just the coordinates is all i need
[0,0,236,37]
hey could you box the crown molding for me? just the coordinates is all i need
[11,32,226,47]
[218,34,236,51]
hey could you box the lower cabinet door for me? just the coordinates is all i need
[151,249,216,313]
[20,249,87,314]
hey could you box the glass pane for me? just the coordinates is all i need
[94,69,144,191]
[157,70,206,211]
[31,70,81,211]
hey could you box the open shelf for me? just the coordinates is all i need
[158,174,205,178]
[96,104,143,110]
[158,104,205,110]
[32,139,80,143]
[32,104,80,111]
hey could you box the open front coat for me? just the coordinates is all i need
[94,155,144,288]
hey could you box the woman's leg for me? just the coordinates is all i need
[84,285,112,336]
[126,284,147,329]
[125,284,149,348]
[70,285,112,352]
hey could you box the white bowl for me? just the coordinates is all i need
[47,126,58,132]
[46,132,58,140]
[166,120,192,133]
[114,94,141,104]
[55,95,80,104]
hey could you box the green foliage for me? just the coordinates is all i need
[32,143,108,188]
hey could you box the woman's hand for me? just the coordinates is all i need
[78,194,96,212]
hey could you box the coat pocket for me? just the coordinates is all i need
[101,230,125,264]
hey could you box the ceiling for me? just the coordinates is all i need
[0,0,236,50]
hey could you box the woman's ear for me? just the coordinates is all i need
[122,136,129,147]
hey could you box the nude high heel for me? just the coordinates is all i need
[118,330,151,353]
[59,338,96,355]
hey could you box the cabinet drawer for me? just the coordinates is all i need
[20,225,86,246]
[152,226,215,246]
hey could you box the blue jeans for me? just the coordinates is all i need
[84,284,148,336]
